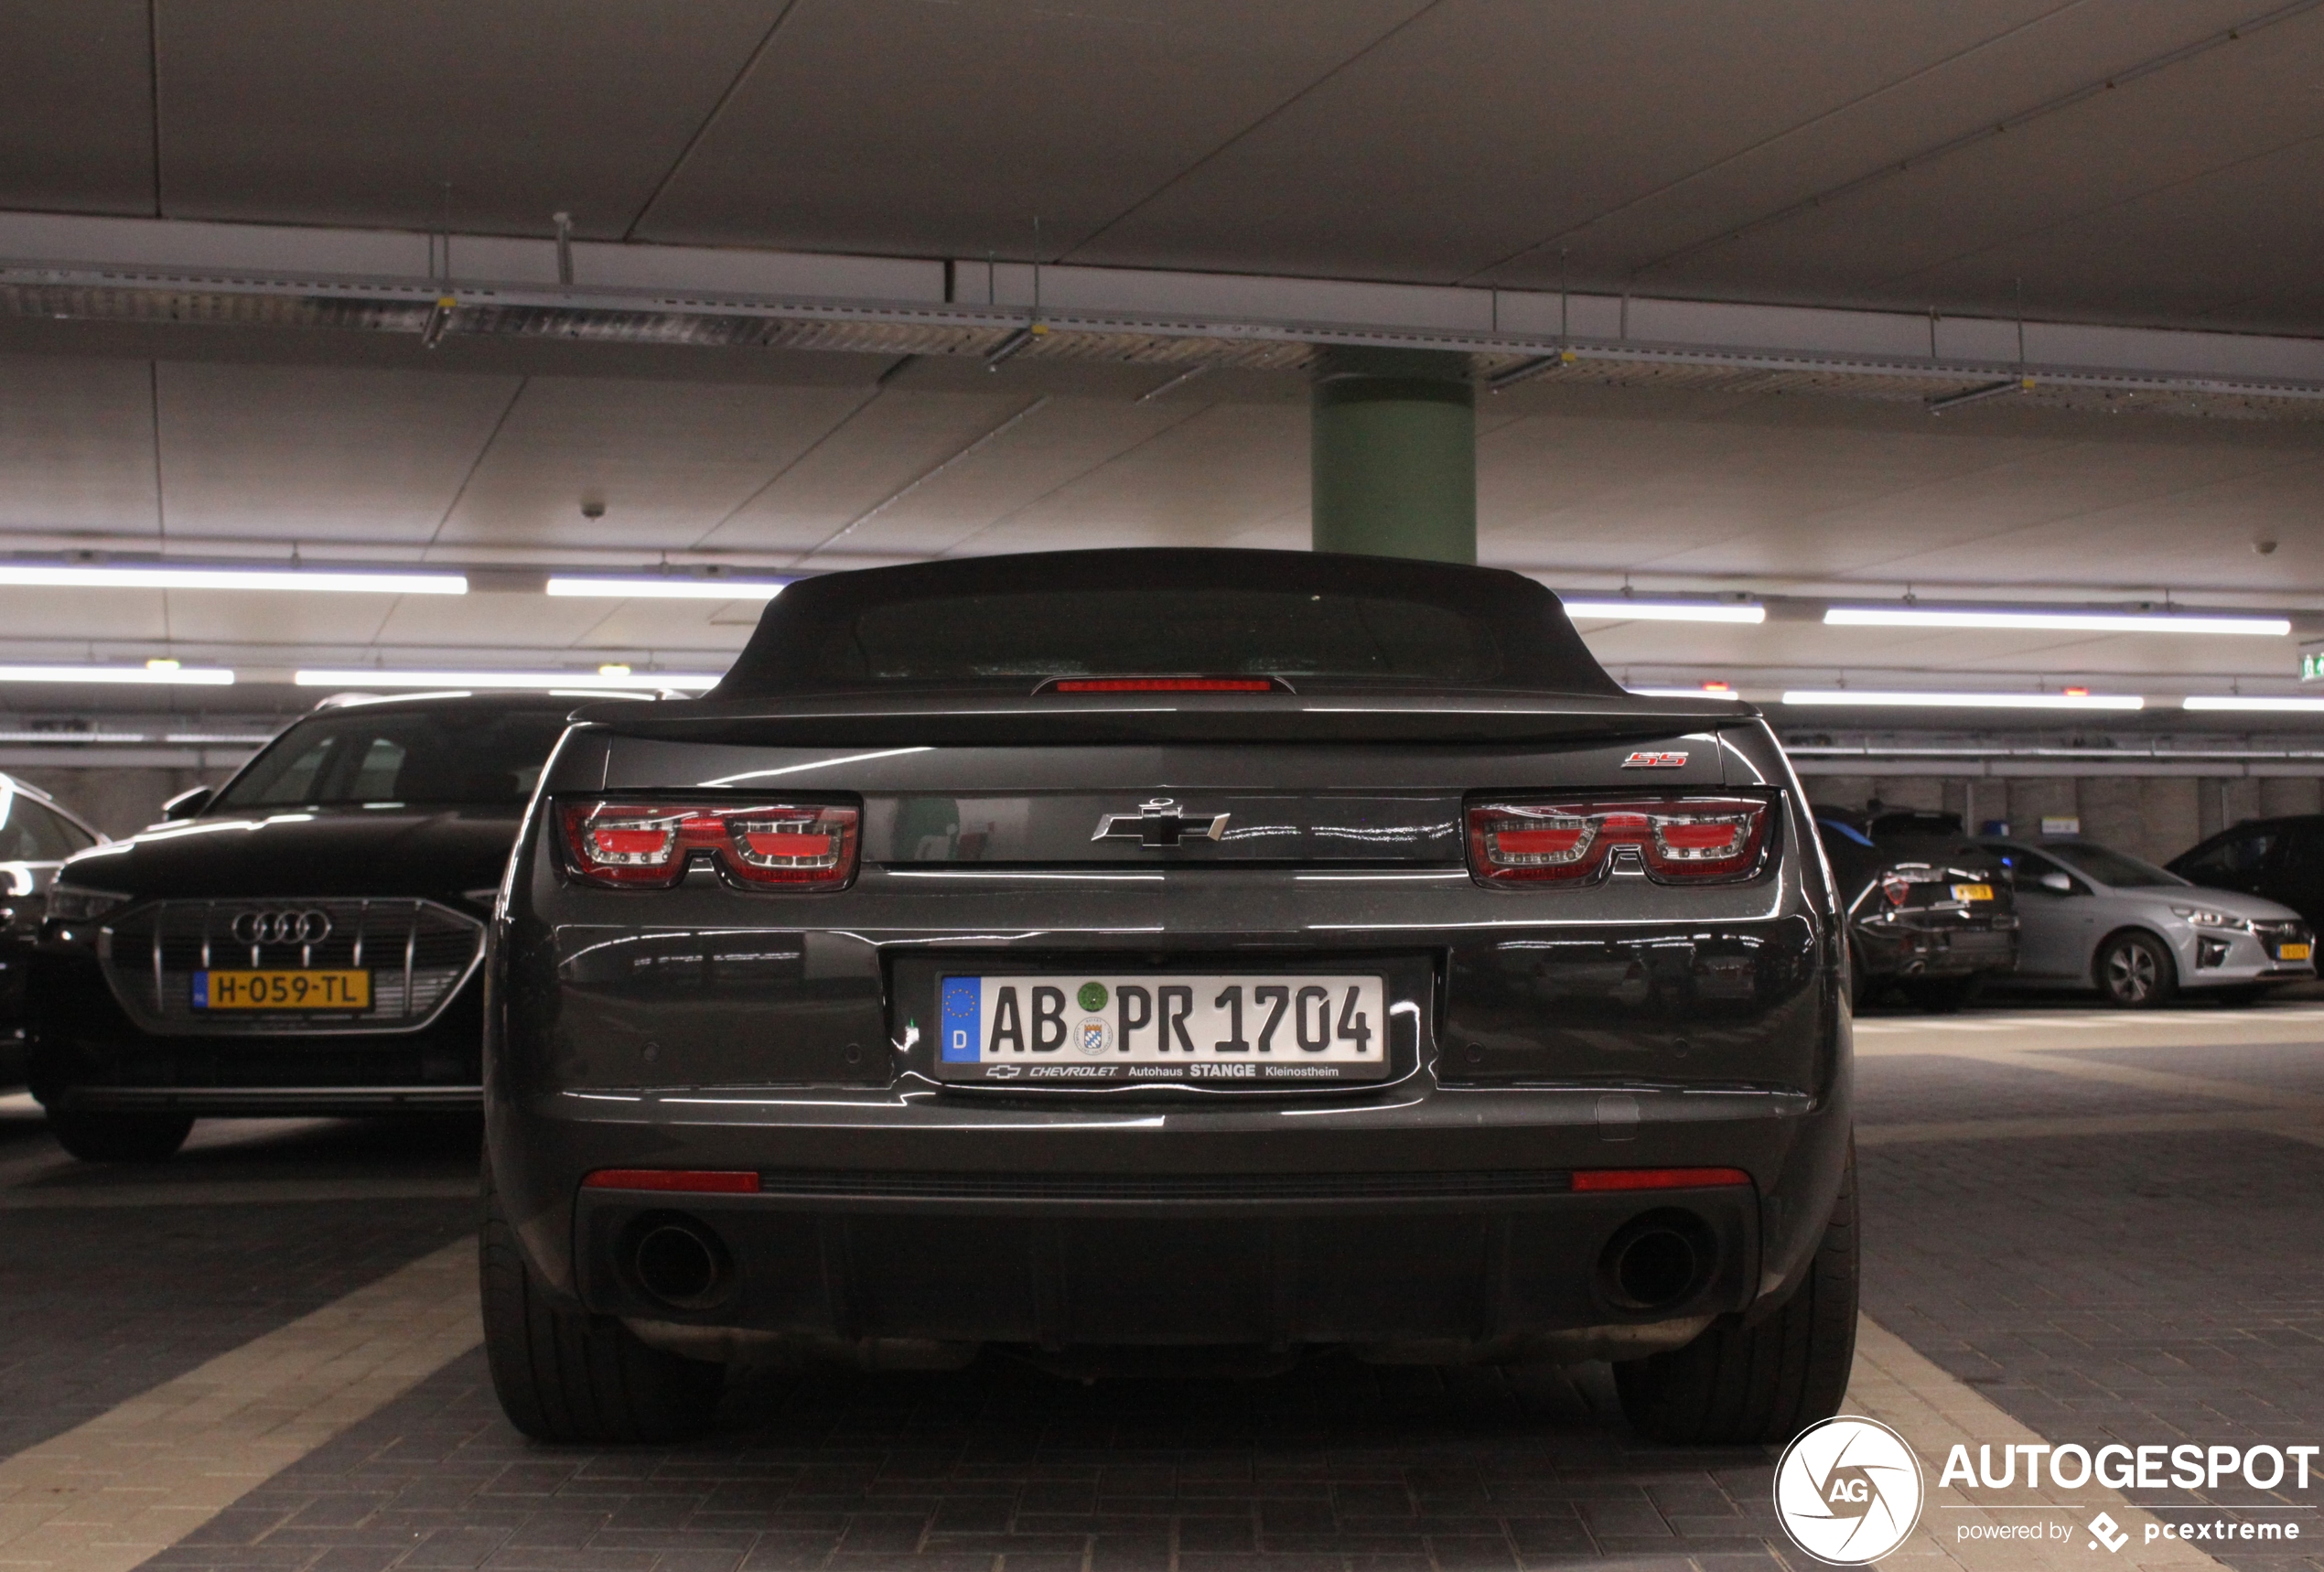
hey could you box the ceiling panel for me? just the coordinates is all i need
[154,0,780,235]
[714,389,1045,561]
[963,401,1311,555]
[634,0,1428,257]
[1647,9,2324,319]
[0,0,155,214]
[430,376,877,555]
[0,355,160,532]
[1487,0,2267,288]
[810,397,1217,562]
[1074,0,2144,285]
[156,362,521,546]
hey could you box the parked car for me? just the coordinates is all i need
[0,775,105,1081]
[1814,806,2017,1010]
[2168,815,2324,932]
[27,692,586,1161]
[1980,835,2314,1007]
[482,546,1858,1448]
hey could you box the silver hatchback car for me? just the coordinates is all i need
[1978,836,2316,1007]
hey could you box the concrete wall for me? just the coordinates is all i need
[8,767,220,841]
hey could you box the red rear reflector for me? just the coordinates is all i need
[1572,1167,1751,1192]
[1049,677,1276,693]
[583,1168,761,1194]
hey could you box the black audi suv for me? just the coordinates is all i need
[484,549,1857,1447]
[29,691,578,1161]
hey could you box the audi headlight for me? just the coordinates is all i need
[48,885,131,921]
[2170,905,2250,931]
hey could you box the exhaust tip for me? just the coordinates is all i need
[1598,1210,1714,1312]
[628,1214,734,1310]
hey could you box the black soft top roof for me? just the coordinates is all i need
[715,547,1623,698]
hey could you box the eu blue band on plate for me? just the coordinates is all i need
[190,971,210,1008]
[940,976,981,1061]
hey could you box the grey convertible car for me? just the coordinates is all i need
[483,548,1857,1446]
[1978,836,2314,1007]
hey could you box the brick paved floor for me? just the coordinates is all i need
[0,1117,476,1460]
[7,1020,2321,1572]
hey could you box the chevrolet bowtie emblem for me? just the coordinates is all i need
[1092,797,1231,848]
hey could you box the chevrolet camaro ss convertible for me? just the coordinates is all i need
[482,548,1858,1445]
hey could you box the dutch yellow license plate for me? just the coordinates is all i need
[1952,883,1994,902]
[193,969,371,1010]
[2281,942,2311,962]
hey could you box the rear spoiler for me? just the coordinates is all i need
[569,691,1760,748]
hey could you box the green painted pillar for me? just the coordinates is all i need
[1310,346,1476,565]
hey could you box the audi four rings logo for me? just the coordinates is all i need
[230,909,332,944]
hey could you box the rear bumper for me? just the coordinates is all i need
[490,1079,1852,1357]
[1855,920,2017,979]
[576,1172,1758,1360]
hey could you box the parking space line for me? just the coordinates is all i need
[1915,1045,2324,1112]
[0,1236,479,1572]
[1860,1110,2324,1147]
[1848,1316,2227,1572]
[0,1178,479,1211]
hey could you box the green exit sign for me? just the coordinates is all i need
[2307,651,2324,682]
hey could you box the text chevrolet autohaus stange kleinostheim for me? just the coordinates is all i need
[479,548,1858,1446]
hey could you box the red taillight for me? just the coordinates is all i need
[582,1168,761,1193]
[1468,797,1770,886]
[1044,676,1281,694]
[559,800,859,891]
[1573,1167,1751,1192]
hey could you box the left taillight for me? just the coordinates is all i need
[1468,796,1770,886]
[558,800,859,891]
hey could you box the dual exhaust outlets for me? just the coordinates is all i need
[622,1205,1719,1322]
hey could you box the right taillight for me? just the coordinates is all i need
[559,800,859,891]
[1468,796,1770,886]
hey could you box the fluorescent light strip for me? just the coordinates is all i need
[1825,607,2288,637]
[0,564,468,595]
[0,663,234,685]
[2181,696,2324,714]
[545,576,789,600]
[294,669,720,692]
[1563,598,1766,624]
[1627,687,1748,700]
[1782,689,2143,711]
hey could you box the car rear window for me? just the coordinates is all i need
[824,588,1502,684]
[2044,842,2186,888]
[215,709,570,811]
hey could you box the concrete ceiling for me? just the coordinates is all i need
[6,1,2324,330]
[0,1,2321,722]
[0,347,2316,701]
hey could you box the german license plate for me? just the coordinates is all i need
[2280,942,2311,962]
[192,969,371,1010]
[1952,883,1994,901]
[937,973,1390,1083]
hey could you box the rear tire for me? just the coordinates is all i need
[1614,1147,1858,1446]
[2095,931,2178,1008]
[480,1162,723,1444]
[47,1111,192,1163]
[1901,974,1983,1013]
